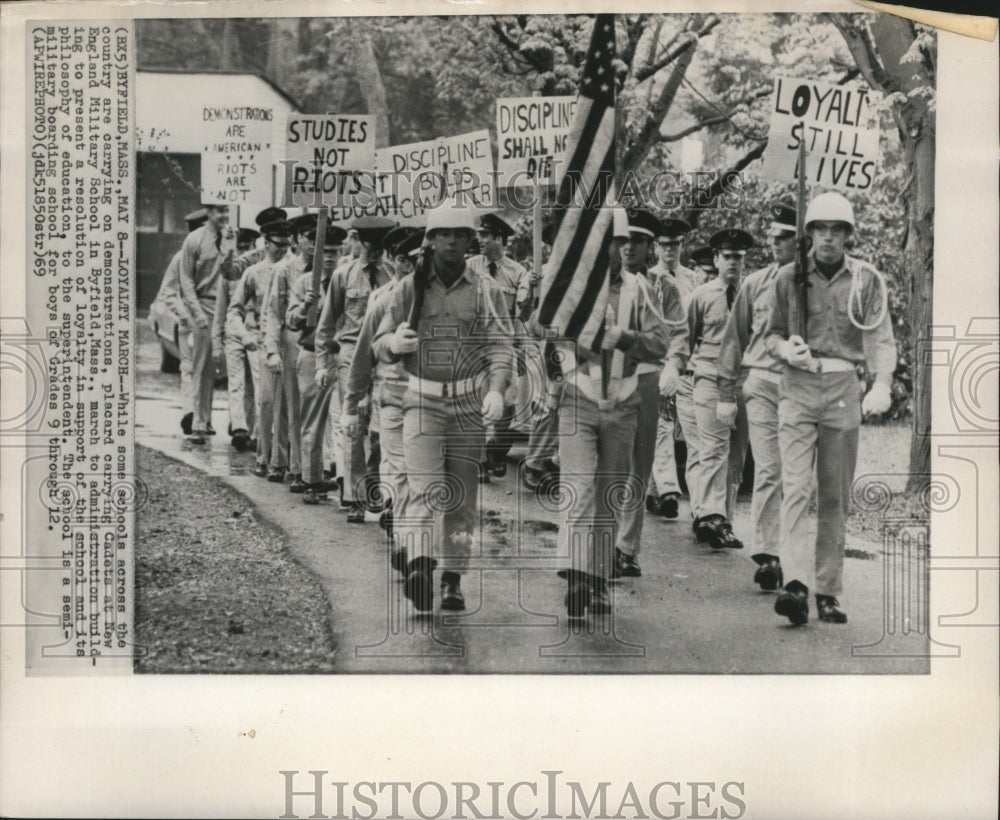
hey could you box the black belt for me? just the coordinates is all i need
[683,370,695,376]
[300,343,315,352]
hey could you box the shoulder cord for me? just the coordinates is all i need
[478,274,515,337]
[847,263,889,331]
[650,273,688,328]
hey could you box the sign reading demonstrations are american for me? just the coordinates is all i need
[283,114,376,207]
[760,76,881,191]
[200,104,275,205]
[496,96,577,185]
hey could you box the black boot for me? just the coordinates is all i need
[775,580,809,625]
[404,556,437,612]
[440,571,465,611]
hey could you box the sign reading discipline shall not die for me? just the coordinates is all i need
[496,96,577,185]
[200,105,275,205]
[284,114,376,207]
[760,76,882,192]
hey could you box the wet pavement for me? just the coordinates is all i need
[135,321,930,673]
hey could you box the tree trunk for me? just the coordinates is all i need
[267,19,301,92]
[828,14,935,488]
[351,24,391,148]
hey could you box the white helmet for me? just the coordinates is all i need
[424,199,476,236]
[805,192,855,230]
[611,206,630,239]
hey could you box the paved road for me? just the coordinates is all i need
[135,326,929,673]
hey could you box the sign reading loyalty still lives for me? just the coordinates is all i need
[760,76,881,192]
[496,96,577,185]
[200,105,275,205]
[284,114,376,207]
[327,130,495,226]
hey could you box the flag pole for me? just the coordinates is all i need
[602,24,624,401]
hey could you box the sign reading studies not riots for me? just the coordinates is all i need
[496,96,577,185]
[283,113,376,207]
[328,129,495,226]
[760,75,882,192]
[200,103,275,205]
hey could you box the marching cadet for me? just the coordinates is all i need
[688,245,718,284]
[646,216,697,520]
[683,228,753,551]
[151,208,207,437]
[213,225,261,452]
[316,215,396,523]
[552,207,668,616]
[228,218,291,477]
[766,192,895,625]
[467,212,528,479]
[264,213,316,490]
[287,224,347,505]
[614,208,687,578]
[178,203,235,438]
[648,217,699,301]
[372,200,512,612]
[342,226,424,567]
[716,200,797,590]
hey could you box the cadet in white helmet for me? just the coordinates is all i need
[372,200,513,613]
[766,191,896,625]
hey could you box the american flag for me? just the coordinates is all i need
[536,13,617,352]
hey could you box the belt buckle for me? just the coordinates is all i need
[441,381,452,398]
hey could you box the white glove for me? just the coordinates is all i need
[658,362,680,397]
[389,321,419,355]
[716,401,738,428]
[266,352,282,374]
[481,390,505,423]
[776,334,812,369]
[341,413,359,438]
[862,380,892,416]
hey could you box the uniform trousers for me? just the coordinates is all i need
[742,370,783,557]
[295,349,335,486]
[335,343,367,502]
[617,371,659,558]
[255,353,283,469]
[674,374,702,516]
[189,323,215,431]
[278,328,302,475]
[398,389,483,574]
[648,413,682,499]
[692,375,749,521]
[777,368,861,597]
[378,385,410,519]
[523,409,559,471]
[557,383,639,580]
[224,331,256,435]
[178,329,194,416]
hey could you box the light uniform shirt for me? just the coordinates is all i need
[315,257,392,375]
[716,262,783,402]
[372,265,513,394]
[227,256,281,348]
[178,222,224,320]
[649,261,700,307]
[639,267,689,374]
[343,278,407,417]
[687,276,740,380]
[286,269,333,351]
[765,253,896,375]
[264,253,306,358]
[153,250,192,324]
[466,254,527,315]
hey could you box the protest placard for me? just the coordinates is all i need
[199,104,275,205]
[326,129,495,226]
[282,113,376,207]
[496,96,577,185]
[760,75,881,192]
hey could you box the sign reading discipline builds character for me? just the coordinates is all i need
[761,76,881,192]
[325,130,495,227]
[496,96,577,185]
[200,104,275,205]
[284,113,376,208]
